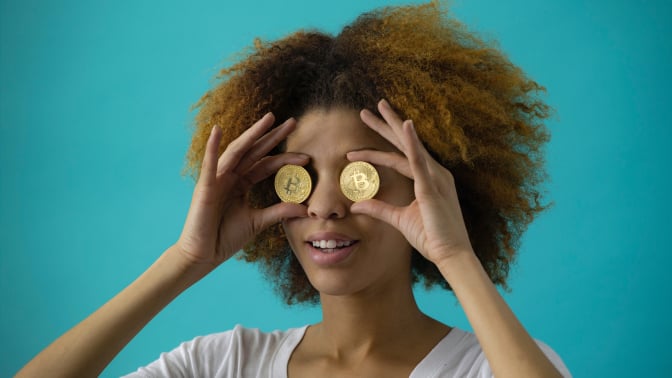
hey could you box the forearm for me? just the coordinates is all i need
[438,252,562,378]
[16,245,209,378]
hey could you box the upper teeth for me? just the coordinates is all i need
[312,240,354,249]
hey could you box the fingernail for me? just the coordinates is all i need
[380,98,389,107]
[409,120,415,130]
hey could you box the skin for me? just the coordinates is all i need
[283,107,416,299]
[283,107,450,377]
[16,101,562,378]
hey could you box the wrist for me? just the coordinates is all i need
[435,249,483,282]
[156,245,215,290]
[433,245,475,266]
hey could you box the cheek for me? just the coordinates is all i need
[281,220,301,253]
[358,216,412,255]
[379,174,414,206]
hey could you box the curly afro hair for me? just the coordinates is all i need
[185,1,551,305]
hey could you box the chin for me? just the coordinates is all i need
[302,268,365,297]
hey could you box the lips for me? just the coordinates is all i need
[305,232,358,266]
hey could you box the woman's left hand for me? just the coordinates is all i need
[348,99,474,267]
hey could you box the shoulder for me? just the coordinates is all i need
[412,328,572,378]
[166,324,300,359]
[122,325,307,378]
[198,324,302,353]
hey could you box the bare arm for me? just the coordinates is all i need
[437,252,562,377]
[351,99,563,377]
[17,115,308,377]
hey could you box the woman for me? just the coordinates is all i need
[17,2,571,377]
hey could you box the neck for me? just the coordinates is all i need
[314,280,436,355]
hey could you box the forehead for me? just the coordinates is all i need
[285,107,394,157]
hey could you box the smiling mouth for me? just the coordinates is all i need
[309,239,357,253]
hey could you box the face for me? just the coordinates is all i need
[282,107,415,299]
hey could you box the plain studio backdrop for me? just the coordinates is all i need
[1,0,670,376]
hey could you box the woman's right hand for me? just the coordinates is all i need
[174,113,308,271]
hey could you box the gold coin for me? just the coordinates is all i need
[340,161,380,202]
[274,165,312,203]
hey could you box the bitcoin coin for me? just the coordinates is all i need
[339,161,380,202]
[274,165,312,203]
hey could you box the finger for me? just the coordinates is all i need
[236,117,297,173]
[378,99,417,155]
[244,153,310,186]
[360,109,404,152]
[217,112,275,174]
[252,202,308,232]
[199,126,223,186]
[350,199,404,230]
[402,120,434,196]
[377,98,405,129]
[346,150,412,179]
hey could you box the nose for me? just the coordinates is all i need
[306,175,349,219]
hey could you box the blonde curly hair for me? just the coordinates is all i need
[186,1,551,304]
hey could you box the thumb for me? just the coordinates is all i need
[350,199,401,229]
[254,202,307,232]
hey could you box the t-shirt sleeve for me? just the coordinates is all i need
[121,325,292,377]
[121,329,239,378]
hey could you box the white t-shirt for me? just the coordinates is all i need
[124,325,571,377]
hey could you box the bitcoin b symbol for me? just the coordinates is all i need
[284,176,300,194]
[350,169,370,191]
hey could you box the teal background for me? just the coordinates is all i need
[1,0,670,376]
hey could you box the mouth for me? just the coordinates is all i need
[305,233,359,265]
[308,239,358,253]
